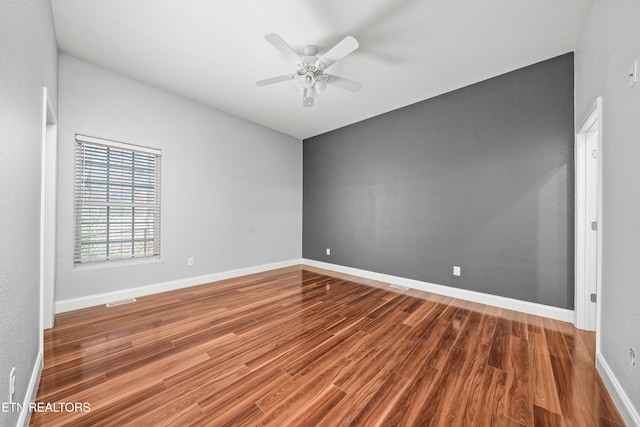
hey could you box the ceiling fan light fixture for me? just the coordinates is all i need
[303,72,316,88]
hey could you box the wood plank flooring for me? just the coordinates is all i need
[30,266,624,426]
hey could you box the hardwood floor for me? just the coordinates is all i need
[31,266,624,426]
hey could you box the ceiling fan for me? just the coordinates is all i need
[256,33,362,107]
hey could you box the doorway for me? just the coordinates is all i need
[40,87,57,338]
[575,97,602,335]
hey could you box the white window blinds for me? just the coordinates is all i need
[74,135,161,265]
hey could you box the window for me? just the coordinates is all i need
[74,135,161,265]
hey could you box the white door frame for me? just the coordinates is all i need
[575,97,603,343]
[40,87,57,340]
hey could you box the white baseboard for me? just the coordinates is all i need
[16,350,43,427]
[597,352,640,427]
[55,259,301,313]
[57,257,575,323]
[302,259,574,323]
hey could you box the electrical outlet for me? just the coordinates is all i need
[187,257,195,266]
[453,266,461,276]
[631,348,637,367]
[326,248,331,256]
[9,367,15,404]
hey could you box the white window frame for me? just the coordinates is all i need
[74,134,162,266]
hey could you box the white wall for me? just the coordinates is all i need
[0,0,58,425]
[56,54,302,304]
[575,0,640,424]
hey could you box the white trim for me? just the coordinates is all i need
[72,256,161,271]
[57,256,575,321]
[594,97,604,354]
[596,352,640,427]
[302,259,574,323]
[40,87,57,335]
[16,351,43,427]
[55,259,301,313]
[75,133,161,155]
[574,125,587,328]
[574,97,603,341]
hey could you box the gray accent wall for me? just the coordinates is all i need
[56,54,302,302]
[0,0,59,425]
[304,54,574,309]
[576,0,640,421]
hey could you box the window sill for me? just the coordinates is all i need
[73,256,161,271]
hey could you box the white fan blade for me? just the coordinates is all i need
[325,75,362,93]
[303,88,314,107]
[315,36,359,70]
[256,74,299,86]
[264,33,304,64]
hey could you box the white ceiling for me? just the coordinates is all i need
[51,0,591,140]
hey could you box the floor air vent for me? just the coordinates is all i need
[106,298,137,307]
[389,284,409,291]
